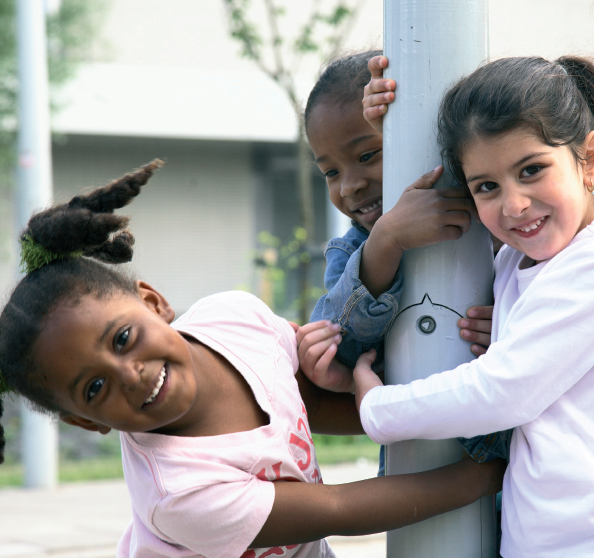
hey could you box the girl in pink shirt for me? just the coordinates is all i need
[0,161,503,558]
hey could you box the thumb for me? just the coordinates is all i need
[411,165,444,190]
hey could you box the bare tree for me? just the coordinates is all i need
[223,0,363,322]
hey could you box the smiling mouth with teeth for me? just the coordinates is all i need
[358,199,382,214]
[514,217,545,233]
[144,365,167,406]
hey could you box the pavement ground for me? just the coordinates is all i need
[0,460,386,558]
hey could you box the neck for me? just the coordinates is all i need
[154,338,268,437]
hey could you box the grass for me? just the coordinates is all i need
[0,436,379,488]
[0,456,124,488]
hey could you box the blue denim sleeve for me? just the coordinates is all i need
[458,429,512,462]
[310,235,403,369]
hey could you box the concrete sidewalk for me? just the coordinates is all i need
[0,461,386,558]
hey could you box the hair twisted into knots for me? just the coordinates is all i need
[0,160,163,447]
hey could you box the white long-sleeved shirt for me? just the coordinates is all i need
[360,224,594,558]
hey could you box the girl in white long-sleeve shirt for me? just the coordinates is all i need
[301,55,594,557]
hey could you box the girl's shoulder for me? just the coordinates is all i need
[326,223,368,254]
[175,291,271,327]
[494,244,523,274]
[172,291,297,371]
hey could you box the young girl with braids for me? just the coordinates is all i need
[326,54,594,556]
[300,50,509,471]
[0,161,505,557]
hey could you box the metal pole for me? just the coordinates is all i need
[383,1,495,556]
[16,0,58,489]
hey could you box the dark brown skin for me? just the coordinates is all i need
[52,285,503,551]
[253,451,505,547]
[249,369,505,548]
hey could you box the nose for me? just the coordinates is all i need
[501,185,530,218]
[119,360,144,392]
[340,169,367,197]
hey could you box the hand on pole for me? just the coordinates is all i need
[458,306,493,356]
[362,56,396,132]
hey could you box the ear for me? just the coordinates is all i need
[135,280,175,324]
[60,413,112,435]
[581,130,594,182]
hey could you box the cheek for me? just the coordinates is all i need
[475,203,499,231]
[327,183,343,205]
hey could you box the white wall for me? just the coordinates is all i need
[51,135,256,314]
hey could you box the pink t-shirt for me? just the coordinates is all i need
[116,291,335,558]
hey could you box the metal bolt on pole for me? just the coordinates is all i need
[383,1,495,556]
[16,0,58,489]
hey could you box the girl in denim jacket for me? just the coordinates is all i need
[302,52,509,468]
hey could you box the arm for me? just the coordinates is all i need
[295,365,363,435]
[310,231,402,368]
[251,456,505,547]
[356,245,594,443]
[360,166,475,298]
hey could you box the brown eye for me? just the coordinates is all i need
[477,181,498,194]
[360,150,381,163]
[87,378,104,401]
[521,165,542,178]
[114,328,130,353]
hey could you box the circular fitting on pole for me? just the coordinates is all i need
[416,315,436,335]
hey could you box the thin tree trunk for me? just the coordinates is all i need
[297,121,315,323]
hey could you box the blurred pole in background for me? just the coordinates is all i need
[326,200,351,241]
[16,0,58,488]
[383,0,496,555]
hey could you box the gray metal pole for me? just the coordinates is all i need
[16,0,58,489]
[383,1,495,556]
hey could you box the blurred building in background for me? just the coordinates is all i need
[1,0,594,319]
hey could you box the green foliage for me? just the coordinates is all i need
[223,0,263,62]
[0,0,108,180]
[254,227,324,322]
[222,0,358,96]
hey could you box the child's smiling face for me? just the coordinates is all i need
[462,128,594,263]
[307,101,383,232]
[33,283,204,435]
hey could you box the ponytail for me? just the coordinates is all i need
[557,55,594,126]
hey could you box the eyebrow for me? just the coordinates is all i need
[315,134,380,164]
[68,315,122,398]
[466,151,550,184]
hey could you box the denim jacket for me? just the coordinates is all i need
[311,222,510,464]
[310,223,403,369]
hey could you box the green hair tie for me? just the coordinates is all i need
[19,234,82,274]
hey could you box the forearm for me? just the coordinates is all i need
[296,370,363,435]
[360,362,514,444]
[251,458,501,547]
[359,227,404,299]
[313,244,402,351]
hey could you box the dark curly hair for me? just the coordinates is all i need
[438,56,594,192]
[304,49,382,133]
[0,160,163,455]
